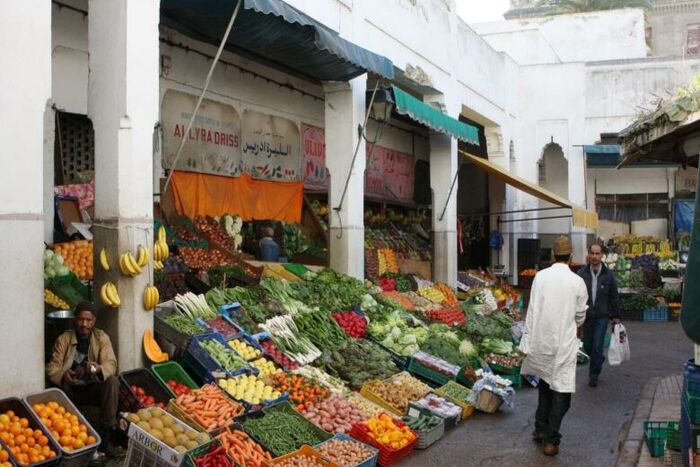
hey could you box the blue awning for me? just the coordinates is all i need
[584,145,675,168]
[160,0,394,82]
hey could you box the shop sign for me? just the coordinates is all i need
[365,144,415,202]
[301,123,328,188]
[241,110,301,181]
[676,167,698,192]
[161,89,242,176]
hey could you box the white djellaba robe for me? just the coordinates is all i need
[519,263,589,393]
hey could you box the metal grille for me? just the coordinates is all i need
[56,112,94,184]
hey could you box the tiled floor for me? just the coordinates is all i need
[638,375,682,467]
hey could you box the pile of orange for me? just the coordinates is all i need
[0,410,57,465]
[33,401,96,453]
[52,240,93,280]
[0,444,11,467]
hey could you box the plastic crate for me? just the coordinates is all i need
[666,421,681,451]
[268,445,337,466]
[181,440,234,467]
[0,438,17,467]
[0,397,62,466]
[315,433,379,467]
[154,305,206,353]
[643,305,669,322]
[500,372,523,389]
[118,368,172,413]
[401,409,444,449]
[123,439,172,467]
[644,421,671,457]
[219,303,268,340]
[433,381,475,420]
[151,361,200,398]
[406,358,455,387]
[216,375,289,414]
[348,417,417,466]
[24,388,101,466]
[409,400,460,429]
[488,363,521,376]
[359,373,431,417]
[167,384,244,435]
[226,335,265,362]
[184,332,256,384]
[47,273,90,308]
[198,316,244,340]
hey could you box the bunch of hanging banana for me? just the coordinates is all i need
[99,247,111,271]
[119,250,143,277]
[153,225,169,269]
[100,282,120,308]
[143,283,160,311]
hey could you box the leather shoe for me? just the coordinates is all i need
[543,443,559,456]
[588,376,598,387]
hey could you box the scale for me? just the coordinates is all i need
[492,264,507,276]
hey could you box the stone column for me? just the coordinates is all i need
[0,1,51,396]
[323,77,367,280]
[430,131,459,287]
[88,0,160,371]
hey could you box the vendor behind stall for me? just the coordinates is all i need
[257,226,280,262]
[45,301,121,457]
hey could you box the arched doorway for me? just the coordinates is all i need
[538,142,570,250]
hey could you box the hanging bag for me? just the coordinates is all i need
[608,323,630,366]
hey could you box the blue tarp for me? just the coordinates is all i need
[675,199,696,234]
[160,0,394,82]
[584,145,675,167]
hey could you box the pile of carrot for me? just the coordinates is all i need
[173,383,244,432]
[216,428,272,467]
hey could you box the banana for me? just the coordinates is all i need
[122,251,141,276]
[161,240,169,259]
[154,260,164,271]
[119,253,129,276]
[99,248,110,271]
[106,282,120,307]
[100,283,113,307]
[153,242,162,262]
[143,284,160,310]
[158,225,166,243]
[136,245,150,268]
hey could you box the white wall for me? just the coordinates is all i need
[473,8,647,65]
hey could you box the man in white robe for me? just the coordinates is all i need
[519,235,589,456]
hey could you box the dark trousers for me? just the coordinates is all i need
[583,316,609,377]
[535,380,571,445]
[61,375,119,431]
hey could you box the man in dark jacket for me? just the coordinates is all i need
[578,243,621,387]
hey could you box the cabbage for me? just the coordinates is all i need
[54,255,65,265]
[400,334,417,345]
[459,339,478,357]
[57,265,70,277]
[45,267,56,278]
[44,250,54,261]
[388,326,402,339]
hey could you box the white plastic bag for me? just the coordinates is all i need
[608,323,630,366]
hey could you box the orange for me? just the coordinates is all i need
[26,437,35,448]
[78,424,87,433]
[6,411,15,419]
[23,428,32,438]
[70,425,80,436]
[73,439,84,450]
[0,451,7,462]
[77,432,87,442]
[86,435,96,445]
[38,436,48,447]
[56,406,65,416]
[33,429,42,439]
[19,443,28,454]
[47,402,58,411]
[14,435,25,445]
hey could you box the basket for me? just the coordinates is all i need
[24,388,101,466]
[663,448,683,467]
[643,305,669,322]
[0,397,63,466]
[434,381,475,420]
[268,445,337,466]
[154,305,206,354]
[118,368,172,413]
[348,417,416,466]
[150,361,199,398]
[47,273,90,308]
[666,421,681,451]
[644,421,671,457]
[406,358,454,387]
[183,332,256,384]
[314,433,379,467]
[402,407,445,449]
[475,388,503,414]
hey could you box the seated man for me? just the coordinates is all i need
[46,301,121,456]
[257,226,280,262]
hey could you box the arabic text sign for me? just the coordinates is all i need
[382,146,415,202]
[162,90,242,176]
[241,110,301,180]
[365,143,385,197]
[301,123,328,188]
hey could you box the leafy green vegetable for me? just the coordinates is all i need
[480,337,514,355]
[314,339,397,389]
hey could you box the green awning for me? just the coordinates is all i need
[391,86,479,144]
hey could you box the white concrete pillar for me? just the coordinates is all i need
[323,77,367,280]
[0,1,51,396]
[430,131,459,287]
[88,0,160,371]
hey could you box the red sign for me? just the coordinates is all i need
[301,123,328,188]
[365,143,385,197]
[366,144,414,202]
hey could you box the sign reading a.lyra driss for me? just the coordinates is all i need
[162,89,242,176]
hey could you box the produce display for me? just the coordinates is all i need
[411,351,460,377]
[301,395,367,434]
[199,338,250,374]
[273,453,324,467]
[484,353,522,370]
[156,273,189,302]
[436,381,472,407]
[268,373,330,412]
[125,406,209,453]
[260,339,299,370]
[417,286,446,304]
[0,444,11,467]
[423,307,465,326]
[207,265,245,289]
[179,247,230,270]
[195,216,237,252]
[413,394,462,420]
[216,428,271,467]
[43,249,71,280]
[174,293,218,320]
[206,317,241,338]
[218,374,283,406]
[165,379,194,398]
[32,400,97,452]
[363,373,431,414]
[358,413,416,450]
[291,366,350,397]
[172,384,244,432]
[315,340,398,390]
[316,438,376,467]
[250,357,281,377]
[228,338,262,360]
[331,311,367,338]
[162,313,206,336]
[401,412,441,433]
[51,240,93,280]
[434,284,458,305]
[191,444,234,467]
[261,316,322,365]
[130,384,166,409]
[345,394,385,418]
[44,289,70,310]
[0,408,59,465]
[240,407,328,456]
